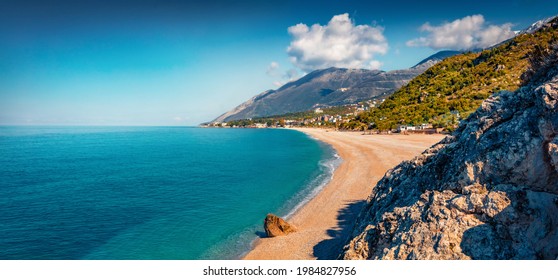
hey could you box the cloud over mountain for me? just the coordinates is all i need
[266,61,280,76]
[406,15,515,50]
[287,13,388,72]
[265,61,301,87]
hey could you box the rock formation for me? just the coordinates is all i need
[264,214,296,237]
[341,45,558,259]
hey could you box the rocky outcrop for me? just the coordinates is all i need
[264,214,296,237]
[341,50,558,259]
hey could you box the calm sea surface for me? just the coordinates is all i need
[0,126,338,259]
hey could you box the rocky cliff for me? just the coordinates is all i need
[341,43,558,260]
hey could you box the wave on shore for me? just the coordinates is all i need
[201,136,341,259]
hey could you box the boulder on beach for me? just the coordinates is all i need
[264,214,296,237]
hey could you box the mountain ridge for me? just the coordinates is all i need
[211,51,457,123]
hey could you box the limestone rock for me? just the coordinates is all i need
[264,214,296,237]
[340,48,558,260]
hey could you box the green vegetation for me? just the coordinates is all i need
[342,19,558,131]
[224,105,355,127]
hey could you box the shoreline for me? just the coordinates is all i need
[242,128,445,259]
[283,148,341,221]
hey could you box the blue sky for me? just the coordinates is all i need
[1,0,556,125]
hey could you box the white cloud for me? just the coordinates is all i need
[368,60,383,70]
[266,61,302,87]
[266,61,280,76]
[272,68,302,88]
[406,15,515,50]
[284,68,300,80]
[287,13,388,72]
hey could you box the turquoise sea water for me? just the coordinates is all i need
[0,126,338,259]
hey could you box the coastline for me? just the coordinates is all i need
[243,128,445,259]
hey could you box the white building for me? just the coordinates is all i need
[417,123,433,130]
[397,125,416,132]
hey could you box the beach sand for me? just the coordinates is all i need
[243,128,445,260]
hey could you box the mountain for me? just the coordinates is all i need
[412,50,460,68]
[519,15,557,34]
[341,38,558,260]
[211,51,457,123]
[343,16,558,131]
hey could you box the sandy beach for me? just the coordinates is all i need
[243,128,445,259]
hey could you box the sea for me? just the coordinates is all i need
[0,126,340,260]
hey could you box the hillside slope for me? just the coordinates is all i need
[341,38,558,260]
[344,17,558,131]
